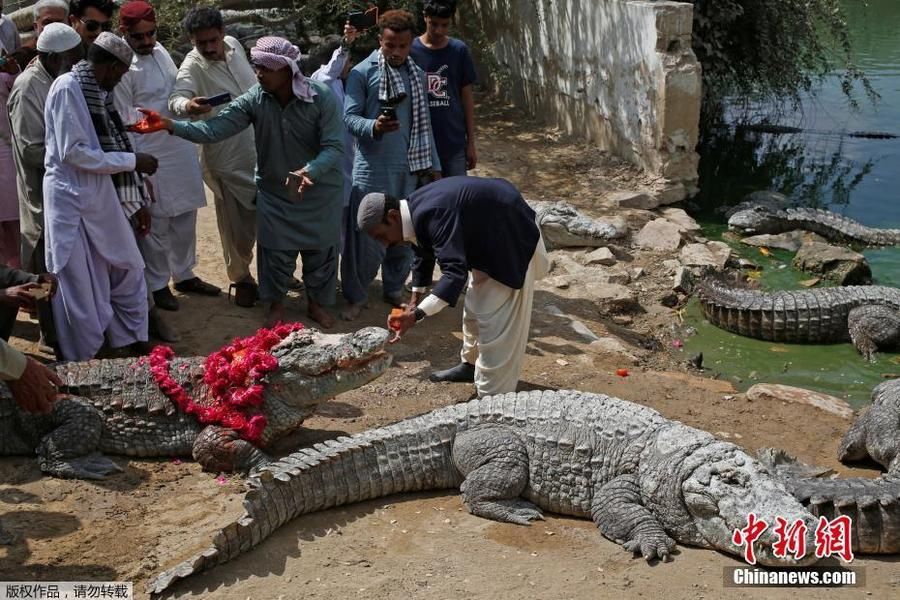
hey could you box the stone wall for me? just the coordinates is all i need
[468,0,701,200]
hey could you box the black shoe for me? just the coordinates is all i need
[429,362,476,383]
[153,287,179,311]
[174,277,221,296]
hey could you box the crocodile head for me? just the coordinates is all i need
[259,327,392,444]
[680,442,819,566]
[727,205,784,235]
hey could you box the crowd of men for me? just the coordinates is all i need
[1,1,554,418]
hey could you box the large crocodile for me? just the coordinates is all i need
[760,379,900,553]
[148,389,820,594]
[0,327,390,479]
[698,280,900,360]
[728,204,900,246]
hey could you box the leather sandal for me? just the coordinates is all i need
[228,281,258,308]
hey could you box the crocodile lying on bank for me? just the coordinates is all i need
[0,327,390,479]
[728,204,900,247]
[528,200,627,249]
[759,379,900,553]
[148,389,821,594]
[698,280,900,361]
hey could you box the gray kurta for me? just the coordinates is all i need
[171,82,344,251]
[8,58,52,268]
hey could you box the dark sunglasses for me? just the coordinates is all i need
[80,17,112,33]
[127,28,158,42]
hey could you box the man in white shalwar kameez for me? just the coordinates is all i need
[114,1,219,313]
[44,32,159,361]
[168,5,259,307]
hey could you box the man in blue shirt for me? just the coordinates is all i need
[341,9,441,321]
[410,0,477,177]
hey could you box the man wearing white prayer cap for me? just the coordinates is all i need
[42,30,160,360]
[7,22,83,357]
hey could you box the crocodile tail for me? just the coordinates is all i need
[147,408,465,595]
[785,475,900,553]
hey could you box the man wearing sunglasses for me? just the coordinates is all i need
[69,0,115,49]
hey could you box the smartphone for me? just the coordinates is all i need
[379,106,397,121]
[347,7,378,30]
[205,92,232,107]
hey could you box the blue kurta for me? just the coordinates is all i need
[343,49,441,197]
[171,82,344,251]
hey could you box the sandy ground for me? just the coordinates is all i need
[2,100,898,599]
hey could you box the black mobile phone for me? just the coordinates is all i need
[379,106,397,121]
[347,7,378,30]
[205,92,232,107]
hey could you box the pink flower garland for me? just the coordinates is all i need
[148,323,304,443]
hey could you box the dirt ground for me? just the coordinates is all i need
[2,100,897,599]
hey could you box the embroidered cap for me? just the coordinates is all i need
[357,193,388,232]
[93,31,134,66]
[36,23,82,54]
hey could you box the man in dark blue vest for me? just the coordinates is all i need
[356,176,550,396]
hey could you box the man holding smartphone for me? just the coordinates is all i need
[169,6,260,308]
[341,9,441,321]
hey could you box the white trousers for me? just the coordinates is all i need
[138,210,198,291]
[460,234,550,397]
[53,227,148,361]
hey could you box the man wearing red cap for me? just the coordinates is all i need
[114,1,219,320]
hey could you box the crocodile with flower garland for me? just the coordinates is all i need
[0,326,391,479]
[698,279,900,361]
[148,389,823,595]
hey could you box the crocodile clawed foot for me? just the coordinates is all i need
[40,453,124,480]
[468,498,545,525]
[622,530,676,561]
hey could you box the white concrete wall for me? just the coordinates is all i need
[470,0,701,197]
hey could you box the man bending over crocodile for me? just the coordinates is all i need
[358,176,550,397]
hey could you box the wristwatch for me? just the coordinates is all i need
[414,308,426,322]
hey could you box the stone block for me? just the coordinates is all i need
[634,218,683,251]
[679,241,731,271]
[660,207,701,233]
[584,247,617,266]
[608,190,658,210]
[746,384,853,419]
[792,242,872,285]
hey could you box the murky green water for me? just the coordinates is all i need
[686,0,900,406]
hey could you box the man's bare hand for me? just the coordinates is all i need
[387,305,416,344]
[135,153,158,175]
[131,206,151,237]
[0,282,40,310]
[374,114,400,135]
[285,168,314,200]
[8,357,62,415]
[186,97,213,115]
[36,273,59,298]
[466,141,477,170]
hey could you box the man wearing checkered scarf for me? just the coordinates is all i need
[340,9,442,321]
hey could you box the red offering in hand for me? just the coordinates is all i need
[388,308,404,331]
[130,110,165,133]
